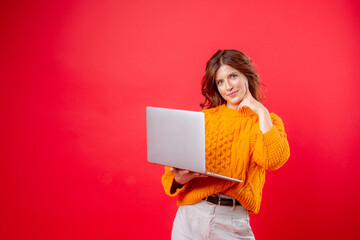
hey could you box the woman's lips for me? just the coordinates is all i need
[227,90,238,97]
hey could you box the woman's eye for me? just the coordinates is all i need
[230,74,237,79]
[217,80,223,85]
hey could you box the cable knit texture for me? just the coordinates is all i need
[161,104,290,214]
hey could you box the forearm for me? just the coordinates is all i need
[252,113,290,170]
[257,108,273,133]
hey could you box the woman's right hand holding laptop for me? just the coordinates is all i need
[170,167,208,185]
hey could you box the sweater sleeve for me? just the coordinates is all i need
[161,166,188,197]
[252,113,290,170]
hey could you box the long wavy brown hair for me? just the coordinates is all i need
[200,49,263,109]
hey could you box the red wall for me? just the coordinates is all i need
[1,0,360,239]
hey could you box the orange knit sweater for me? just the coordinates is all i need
[161,104,290,214]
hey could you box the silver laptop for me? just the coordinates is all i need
[146,106,242,182]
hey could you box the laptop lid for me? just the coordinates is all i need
[146,106,242,183]
[146,106,206,173]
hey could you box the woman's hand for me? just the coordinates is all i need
[237,82,273,133]
[170,167,208,185]
[237,82,264,114]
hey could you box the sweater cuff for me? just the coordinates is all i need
[262,126,281,146]
[169,177,188,197]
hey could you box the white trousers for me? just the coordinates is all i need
[171,201,255,240]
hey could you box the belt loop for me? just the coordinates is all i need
[231,198,236,210]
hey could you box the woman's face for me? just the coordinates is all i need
[215,64,248,109]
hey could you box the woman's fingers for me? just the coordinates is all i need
[171,167,189,175]
[243,81,252,99]
[190,172,207,178]
[171,167,208,184]
[196,173,209,178]
[236,82,252,111]
[237,99,250,111]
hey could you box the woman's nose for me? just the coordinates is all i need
[225,80,233,90]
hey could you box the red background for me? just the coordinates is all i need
[1,0,360,239]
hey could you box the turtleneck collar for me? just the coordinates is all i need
[218,104,256,118]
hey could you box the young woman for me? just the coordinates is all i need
[161,49,290,239]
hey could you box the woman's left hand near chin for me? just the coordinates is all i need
[237,82,273,133]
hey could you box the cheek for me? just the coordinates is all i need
[239,79,247,92]
[216,86,226,97]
